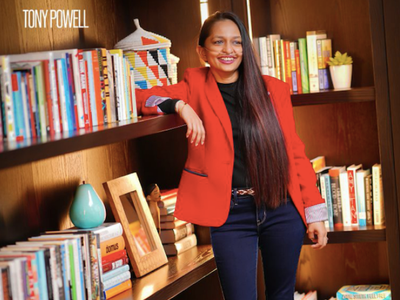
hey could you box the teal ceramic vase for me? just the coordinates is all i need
[69,182,106,229]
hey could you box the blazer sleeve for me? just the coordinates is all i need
[279,83,328,224]
[135,73,190,116]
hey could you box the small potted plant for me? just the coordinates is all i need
[327,51,353,90]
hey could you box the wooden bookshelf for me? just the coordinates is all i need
[303,225,386,245]
[0,115,185,170]
[291,87,375,106]
[113,245,216,300]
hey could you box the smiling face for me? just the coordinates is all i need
[197,19,243,83]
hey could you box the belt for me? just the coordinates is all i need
[232,188,255,196]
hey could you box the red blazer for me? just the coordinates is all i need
[136,67,325,227]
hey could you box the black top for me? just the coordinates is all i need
[157,82,250,188]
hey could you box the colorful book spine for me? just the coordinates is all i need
[42,60,54,135]
[102,270,131,290]
[102,265,129,282]
[329,167,344,227]
[56,59,70,133]
[90,50,103,126]
[1,56,16,140]
[347,164,363,226]
[267,34,281,78]
[65,53,77,131]
[316,39,325,91]
[321,39,332,89]
[103,280,131,300]
[77,50,90,128]
[298,38,309,93]
[372,164,385,225]
[100,236,125,258]
[290,41,298,93]
[105,51,116,123]
[320,174,334,228]
[273,40,282,81]
[258,37,268,75]
[279,40,287,83]
[356,169,371,227]
[364,174,373,226]
[339,170,351,227]
[61,58,75,133]
[82,51,98,126]
[102,255,128,274]
[11,72,26,140]
[307,31,323,92]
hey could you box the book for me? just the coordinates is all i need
[310,156,326,172]
[306,30,327,92]
[103,280,131,300]
[102,270,130,290]
[372,164,385,225]
[339,169,351,227]
[347,164,363,226]
[336,284,391,299]
[364,174,374,226]
[294,49,302,93]
[273,40,282,81]
[290,41,298,93]
[0,56,16,140]
[82,51,99,126]
[100,235,125,258]
[321,39,332,89]
[160,219,187,230]
[298,38,309,93]
[163,234,197,256]
[329,166,345,228]
[101,250,128,273]
[267,34,281,78]
[320,172,334,229]
[258,36,268,75]
[102,264,130,282]
[158,188,178,208]
[160,215,176,222]
[160,222,195,244]
[356,169,371,227]
[47,222,123,243]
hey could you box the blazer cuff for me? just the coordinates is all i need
[305,203,328,224]
[145,95,171,113]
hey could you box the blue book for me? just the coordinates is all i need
[323,173,334,228]
[59,58,74,132]
[102,264,130,282]
[22,73,33,138]
[12,72,26,139]
[65,53,77,131]
[35,249,49,300]
[318,69,325,90]
[292,71,298,93]
[323,68,330,89]
[82,51,98,126]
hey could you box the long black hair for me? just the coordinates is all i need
[199,11,289,208]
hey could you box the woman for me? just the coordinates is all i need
[136,11,328,300]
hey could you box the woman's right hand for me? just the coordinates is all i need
[176,101,205,146]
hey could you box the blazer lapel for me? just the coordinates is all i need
[204,69,234,151]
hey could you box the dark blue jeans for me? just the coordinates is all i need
[210,193,306,300]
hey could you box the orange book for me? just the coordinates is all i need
[90,50,104,125]
[295,49,302,94]
[104,279,132,299]
[284,41,293,94]
[100,235,125,258]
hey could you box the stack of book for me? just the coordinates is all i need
[0,222,131,300]
[294,290,317,300]
[158,189,197,256]
[310,156,385,229]
[257,30,333,94]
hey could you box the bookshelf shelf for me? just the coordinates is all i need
[113,245,216,300]
[0,114,185,170]
[291,86,375,106]
[303,225,386,245]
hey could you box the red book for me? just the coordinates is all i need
[42,60,54,135]
[347,164,363,226]
[101,249,127,265]
[102,255,129,273]
[295,49,302,94]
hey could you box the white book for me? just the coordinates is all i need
[356,169,371,227]
[0,56,16,140]
[53,49,84,129]
[129,64,138,118]
[3,245,61,300]
[106,50,117,123]
[103,270,131,290]
[306,30,326,92]
[340,170,351,227]
[267,34,281,78]
[0,259,24,300]
[372,164,385,225]
[258,36,268,74]
[82,51,98,126]
[319,174,329,228]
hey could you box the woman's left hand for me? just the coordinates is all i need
[307,221,328,250]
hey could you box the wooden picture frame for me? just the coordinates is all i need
[103,172,168,277]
